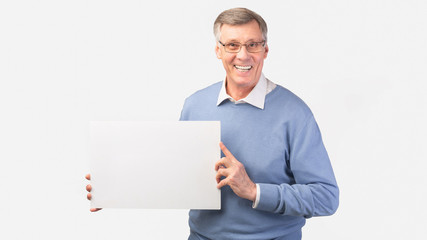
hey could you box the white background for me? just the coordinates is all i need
[1,0,426,239]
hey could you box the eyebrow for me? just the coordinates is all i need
[222,38,239,42]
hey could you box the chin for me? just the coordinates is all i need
[234,77,257,87]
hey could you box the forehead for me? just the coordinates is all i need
[219,20,263,42]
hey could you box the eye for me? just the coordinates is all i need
[248,42,258,48]
[226,43,240,51]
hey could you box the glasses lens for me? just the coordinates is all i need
[225,43,241,53]
[247,42,262,53]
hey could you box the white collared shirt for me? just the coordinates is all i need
[217,73,276,110]
[216,73,276,208]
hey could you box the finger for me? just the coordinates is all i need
[215,157,229,170]
[219,142,234,159]
[86,184,92,192]
[87,193,92,200]
[215,168,229,183]
[90,208,102,212]
[217,178,229,189]
[85,174,91,180]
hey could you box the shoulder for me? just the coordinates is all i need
[267,84,313,120]
[266,84,321,137]
[180,81,222,120]
[185,81,222,104]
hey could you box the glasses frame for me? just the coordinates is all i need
[218,40,266,53]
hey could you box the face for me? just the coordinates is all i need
[215,20,269,90]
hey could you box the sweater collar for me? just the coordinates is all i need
[217,73,275,109]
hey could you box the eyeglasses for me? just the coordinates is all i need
[218,40,266,53]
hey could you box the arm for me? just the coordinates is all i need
[215,116,339,218]
[256,116,339,218]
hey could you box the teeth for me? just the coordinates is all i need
[235,65,252,71]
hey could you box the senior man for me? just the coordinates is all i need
[180,8,339,240]
[86,7,339,240]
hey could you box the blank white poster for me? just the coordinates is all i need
[90,121,221,209]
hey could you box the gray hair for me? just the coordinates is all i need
[213,8,268,42]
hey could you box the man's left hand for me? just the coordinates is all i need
[215,142,257,201]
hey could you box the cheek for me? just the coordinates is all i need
[224,56,235,66]
[253,57,264,67]
[221,59,232,71]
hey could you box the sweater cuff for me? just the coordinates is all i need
[255,183,283,213]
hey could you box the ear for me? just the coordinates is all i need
[215,42,222,59]
[263,43,269,59]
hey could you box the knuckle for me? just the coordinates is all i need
[228,175,234,182]
[222,179,228,186]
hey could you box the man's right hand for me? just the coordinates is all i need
[85,173,102,212]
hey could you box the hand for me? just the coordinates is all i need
[215,142,257,201]
[85,174,102,212]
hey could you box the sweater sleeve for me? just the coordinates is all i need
[179,98,189,121]
[255,115,339,218]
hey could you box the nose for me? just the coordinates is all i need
[236,45,251,60]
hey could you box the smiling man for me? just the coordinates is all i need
[179,8,339,240]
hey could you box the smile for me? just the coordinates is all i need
[234,65,252,72]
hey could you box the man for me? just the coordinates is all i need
[180,8,339,240]
[87,7,339,240]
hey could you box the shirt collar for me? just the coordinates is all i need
[217,73,268,110]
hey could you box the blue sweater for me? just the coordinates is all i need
[180,82,339,240]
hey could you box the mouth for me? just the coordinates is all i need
[234,65,252,72]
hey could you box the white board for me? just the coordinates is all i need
[89,121,221,209]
